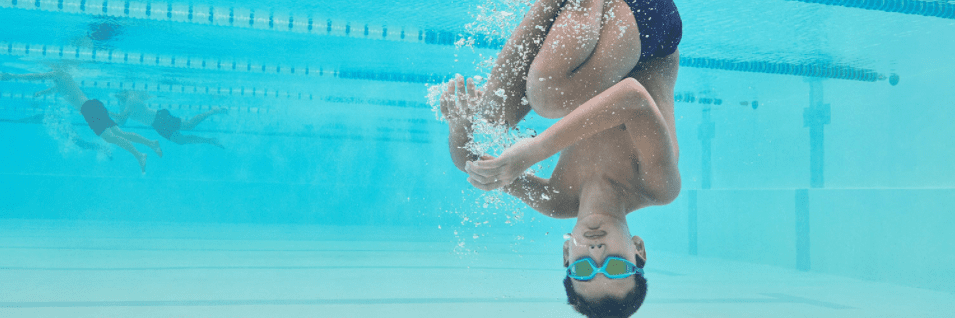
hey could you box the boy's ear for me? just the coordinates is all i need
[632,235,647,268]
[563,239,571,267]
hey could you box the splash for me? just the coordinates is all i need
[430,0,548,256]
[451,0,535,76]
[463,0,534,48]
[42,106,82,155]
[42,106,111,160]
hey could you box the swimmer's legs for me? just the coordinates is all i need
[168,132,223,148]
[526,0,642,118]
[73,137,113,160]
[100,128,148,172]
[105,126,162,157]
[180,107,226,131]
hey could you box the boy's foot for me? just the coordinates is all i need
[211,138,225,149]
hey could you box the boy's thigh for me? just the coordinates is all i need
[628,50,680,150]
[628,49,679,113]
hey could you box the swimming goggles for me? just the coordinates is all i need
[567,256,644,281]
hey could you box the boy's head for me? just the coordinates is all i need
[563,214,648,317]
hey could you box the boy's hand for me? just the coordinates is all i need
[441,74,484,171]
[440,74,482,125]
[465,138,541,191]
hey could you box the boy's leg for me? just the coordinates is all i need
[109,127,163,157]
[100,129,147,172]
[480,0,566,127]
[180,108,225,131]
[627,50,680,160]
[168,132,223,148]
[527,0,642,118]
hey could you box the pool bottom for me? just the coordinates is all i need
[0,219,952,317]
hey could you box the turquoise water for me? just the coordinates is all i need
[1,0,954,317]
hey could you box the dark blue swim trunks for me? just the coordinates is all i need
[625,0,683,63]
[80,99,117,136]
[151,109,182,140]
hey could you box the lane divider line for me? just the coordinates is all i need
[1,40,458,84]
[788,0,955,20]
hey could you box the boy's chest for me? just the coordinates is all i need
[548,128,647,212]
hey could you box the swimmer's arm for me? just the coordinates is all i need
[33,86,56,97]
[110,105,132,126]
[1,72,56,81]
[482,0,566,128]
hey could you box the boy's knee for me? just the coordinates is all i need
[526,71,579,118]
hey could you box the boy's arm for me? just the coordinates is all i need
[503,174,567,218]
[467,155,565,218]
[444,0,566,171]
[480,0,566,128]
[442,76,480,172]
[469,78,681,204]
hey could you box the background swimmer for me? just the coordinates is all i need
[111,90,226,149]
[2,65,162,172]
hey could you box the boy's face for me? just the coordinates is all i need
[563,214,647,300]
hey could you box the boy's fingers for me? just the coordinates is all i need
[439,96,449,117]
[465,161,489,178]
[468,178,493,191]
[470,167,502,182]
[455,76,467,110]
[471,158,503,170]
[468,172,494,185]
[444,80,458,117]
[467,165,501,184]
[466,78,478,104]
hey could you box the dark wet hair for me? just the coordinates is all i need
[563,255,648,318]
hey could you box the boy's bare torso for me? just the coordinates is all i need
[548,124,645,216]
[540,52,680,218]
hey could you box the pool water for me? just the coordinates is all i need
[1,0,954,317]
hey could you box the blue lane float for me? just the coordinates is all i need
[788,0,955,19]
[678,57,884,82]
